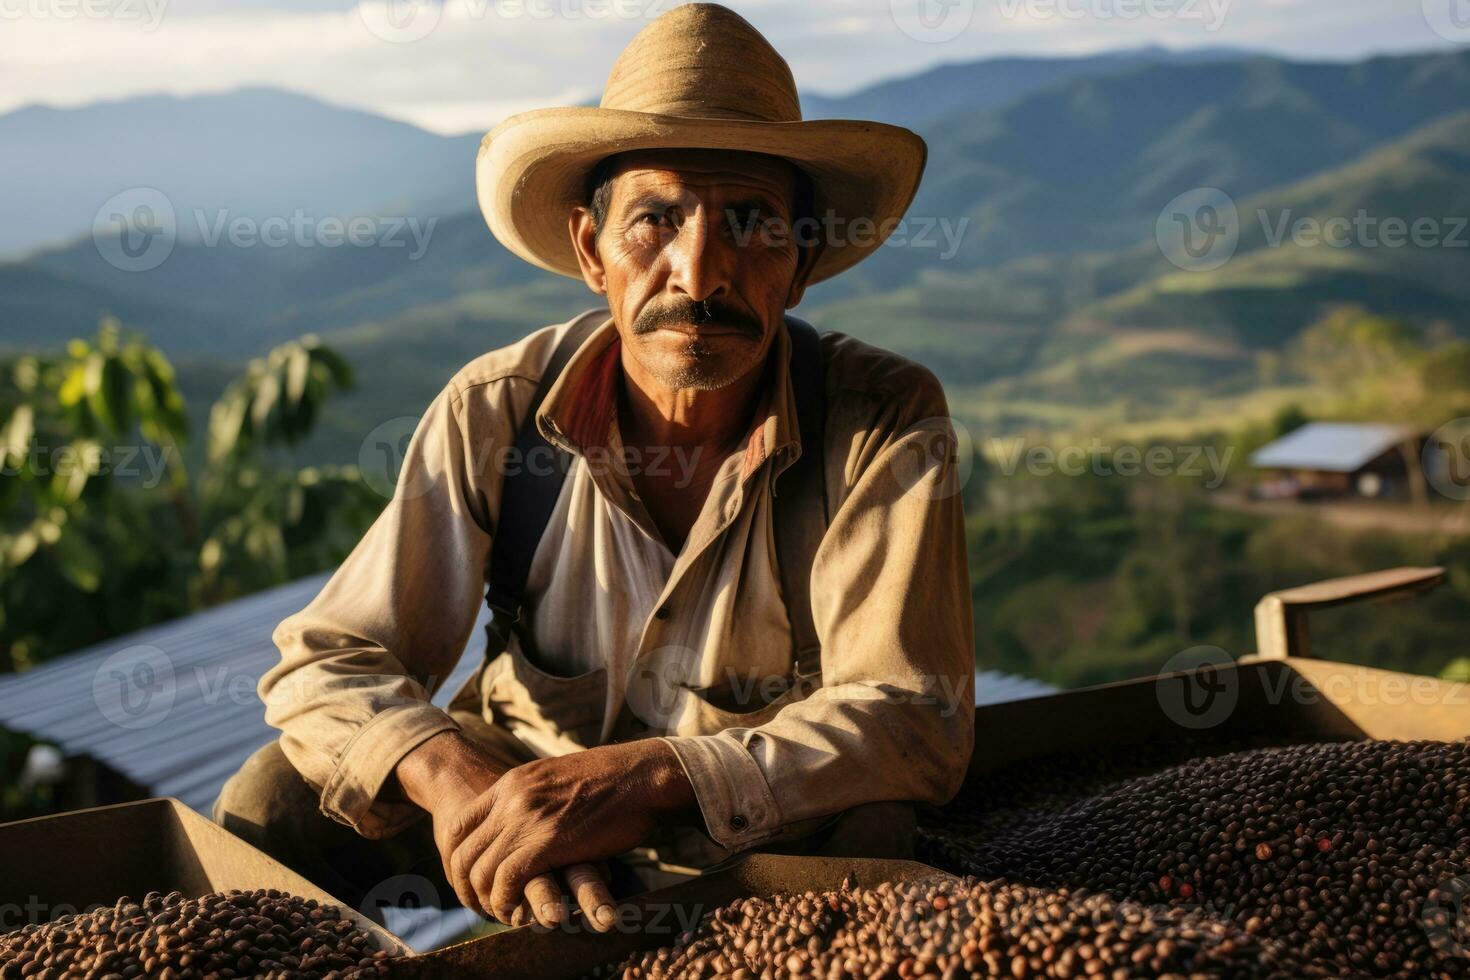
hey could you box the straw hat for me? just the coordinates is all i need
[475,2,927,285]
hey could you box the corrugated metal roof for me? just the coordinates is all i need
[0,574,1054,949]
[1249,422,1415,473]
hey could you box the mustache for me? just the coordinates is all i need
[631,298,765,340]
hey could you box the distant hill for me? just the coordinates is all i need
[1081,110,1470,344]
[801,45,1254,125]
[0,88,479,258]
[8,46,1470,453]
[1,47,1257,261]
[827,47,1470,296]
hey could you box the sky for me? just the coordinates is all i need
[1,0,1464,134]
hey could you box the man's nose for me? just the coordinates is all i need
[665,208,733,302]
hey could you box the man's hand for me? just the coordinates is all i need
[440,738,696,926]
[394,732,606,928]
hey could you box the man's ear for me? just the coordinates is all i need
[784,240,826,309]
[569,207,606,295]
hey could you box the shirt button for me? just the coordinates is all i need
[654,604,671,621]
[729,814,748,832]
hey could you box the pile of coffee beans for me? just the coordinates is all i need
[920,738,1470,978]
[0,888,397,979]
[592,873,1296,979]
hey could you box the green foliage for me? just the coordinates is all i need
[0,319,382,671]
[1268,403,1310,439]
[969,462,1470,688]
[194,463,380,605]
[0,321,194,667]
[208,337,353,463]
[1293,307,1424,394]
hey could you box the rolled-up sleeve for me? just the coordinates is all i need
[665,369,976,851]
[260,383,496,838]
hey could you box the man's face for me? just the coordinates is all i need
[571,148,819,391]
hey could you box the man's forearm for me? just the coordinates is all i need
[632,737,700,817]
[394,730,506,812]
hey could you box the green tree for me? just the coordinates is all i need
[0,320,382,671]
[0,320,192,668]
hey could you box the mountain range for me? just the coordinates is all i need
[5,43,1469,452]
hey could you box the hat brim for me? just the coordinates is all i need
[476,107,927,285]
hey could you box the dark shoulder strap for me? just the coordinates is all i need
[483,308,607,655]
[777,315,829,683]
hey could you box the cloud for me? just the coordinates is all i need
[0,0,1458,134]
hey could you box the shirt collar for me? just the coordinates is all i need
[537,312,802,483]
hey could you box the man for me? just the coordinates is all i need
[216,2,974,934]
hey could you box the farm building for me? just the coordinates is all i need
[1248,422,1424,501]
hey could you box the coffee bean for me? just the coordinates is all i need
[588,737,1469,979]
[918,737,1470,978]
[589,874,1287,980]
[0,890,396,979]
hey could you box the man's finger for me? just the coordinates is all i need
[451,836,493,918]
[452,805,510,919]
[523,873,566,928]
[491,847,548,924]
[565,863,617,932]
[468,826,524,924]
[446,837,487,916]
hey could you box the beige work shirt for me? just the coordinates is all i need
[261,309,975,855]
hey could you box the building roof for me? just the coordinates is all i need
[1249,422,1415,473]
[0,573,1054,950]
